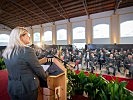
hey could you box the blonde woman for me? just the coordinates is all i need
[2,27,48,100]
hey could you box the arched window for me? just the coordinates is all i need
[120,21,133,37]
[56,29,67,45]
[73,27,85,39]
[34,32,40,42]
[93,24,109,38]
[44,31,52,41]
[57,29,67,40]
[0,34,9,46]
[0,34,9,42]
[72,27,85,48]
[44,31,52,45]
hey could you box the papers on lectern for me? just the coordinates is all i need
[41,62,64,76]
[41,65,50,71]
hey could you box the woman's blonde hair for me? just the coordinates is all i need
[2,27,28,59]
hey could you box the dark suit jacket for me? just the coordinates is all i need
[4,47,47,95]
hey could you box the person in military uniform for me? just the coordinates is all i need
[89,52,98,73]
[124,53,133,78]
[98,50,106,70]
[64,52,70,63]
[121,50,128,61]
[75,52,82,70]
[114,52,121,72]
[106,53,116,76]
[85,51,90,70]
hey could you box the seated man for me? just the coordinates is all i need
[85,51,90,70]
[89,52,98,73]
[75,54,82,70]
[124,53,133,78]
[98,51,106,70]
[130,63,133,78]
[106,54,116,76]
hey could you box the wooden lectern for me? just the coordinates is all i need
[38,58,67,100]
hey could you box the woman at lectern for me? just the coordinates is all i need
[2,27,48,100]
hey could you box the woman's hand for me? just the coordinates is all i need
[39,58,47,64]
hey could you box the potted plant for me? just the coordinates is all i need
[104,80,133,100]
[67,70,88,100]
[0,58,6,70]
[67,70,133,100]
[84,73,108,100]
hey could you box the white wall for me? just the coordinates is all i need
[119,11,133,44]
[3,6,132,47]
[0,24,11,35]
[92,17,110,44]
[0,24,11,46]
[0,30,10,35]
[56,24,67,45]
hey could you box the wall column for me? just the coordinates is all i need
[110,14,120,44]
[30,27,34,44]
[40,25,44,47]
[52,24,56,45]
[85,19,93,44]
[67,21,72,44]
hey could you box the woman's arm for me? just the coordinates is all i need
[24,47,48,80]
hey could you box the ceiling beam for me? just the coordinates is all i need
[60,0,76,4]
[119,2,133,8]
[61,0,83,8]
[0,18,29,27]
[29,0,54,23]
[1,17,42,27]
[50,0,114,13]
[63,4,82,11]
[0,21,13,29]
[0,15,28,27]
[46,0,67,20]
[9,1,35,25]
[0,0,130,28]
[83,0,89,18]
[55,0,69,19]
[0,0,5,8]
[1,19,24,27]
[88,3,115,13]
[0,9,31,27]
[86,0,105,6]
[66,2,114,15]
[0,17,16,28]
[9,0,49,24]
[114,0,122,14]
[62,0,104,8]
[43,1,115,18]
[86,0,115,10]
